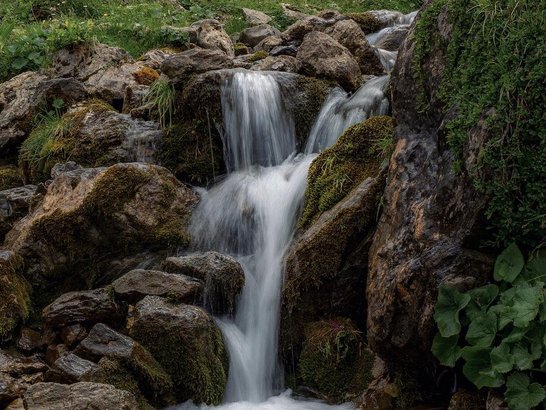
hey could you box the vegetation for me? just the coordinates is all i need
[146,79,176,129]
[432,244,546,410]
[413,0,546,249]
[0,166,22,191]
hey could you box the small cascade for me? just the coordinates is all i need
[120,116,162,163]
[221,71,296,172]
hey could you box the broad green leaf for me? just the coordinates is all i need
[504,327,527,344]
[461,347,504,389]
[511,286,542,328]
[466,284,499,320]
[494,243,525,283]
[505,372,546,410]
[434,287,471,337]
[466,311,497,347]
[490,343,514,373]
[525,250,546,278]
[11,57,29,71]
[490,304,512,330]
[432,334,461,367]
[525,326,544,360]
[512,343,535,370]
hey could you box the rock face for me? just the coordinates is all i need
[186,19,235,57]
[128,296,228,405]
[112,269,202,304]
[22,382,138,409]
[161,48,233,83]
[0,185,37,243]
[366,3,494,365]
[5,163,198,306]
[241,24,281,48]
[297,31,361,91]
[161,252,245,314]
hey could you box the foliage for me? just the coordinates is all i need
[432,244,546,409]
[412,0,546,248]
[146,79,176,129]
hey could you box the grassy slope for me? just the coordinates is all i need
[0,0,421,82]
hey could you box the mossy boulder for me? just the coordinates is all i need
[345,12,388,34]
[128,296,228,405]
[0,166,22,191]
[299,318,374,403]
[300,116,394,229]
[0,251,32,342]
[5,163,198,308]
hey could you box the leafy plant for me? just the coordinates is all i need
[432,244,546,409]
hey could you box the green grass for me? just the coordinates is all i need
[0,0,421,82]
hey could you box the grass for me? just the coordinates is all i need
[146,78,176,129]
[0,0,422,82]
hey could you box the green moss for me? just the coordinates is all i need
[234,42,249,56]
[300,116,394,230]
[248,50,268,62]
[346,12,383,34]
[299,318,373,403]
[0,166,22,191]
[0,252,32,340]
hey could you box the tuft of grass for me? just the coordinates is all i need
[146,79,176,129]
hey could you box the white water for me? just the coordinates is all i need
[179,69,390,409]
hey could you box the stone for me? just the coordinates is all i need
[0,166,21,191]
[254,36,283,53]
[45,345,69,367]
[42,288,119,329]
[280,3,311,20]
[0,185,37,243]
[252,56,302,73]
[281,16,336,45]
[22,382,138,409]
[139,48,179,70]
[52,353,99,383]
[186,19,234,57]
[374,25,410,51]
[270,45,298,57]
[448,390,486,409]
[240,24,281,48]
[161,48,233,83]
[60,324,87,348]
[128,296,228,405]
[296,31,362,91]
[242,8,272,25]
[16,328,44,352]
[0,351,47,406]
[112,269,201,304]
[5,163,198,305]
[161,251,245,314]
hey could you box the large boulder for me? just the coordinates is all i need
[373,25,411,51]
[161,251,244,314]
[128,296,228,405]
[240,24,281,48]
[366,3,494,368]
[186,19,235,57]
[296,31,361,91]
[4,163,198,306]
[161,48,233,84]
[22,382,138,409]
[0,185,37,243]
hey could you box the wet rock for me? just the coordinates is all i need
[0,185,37,243]
[325,19,384,76]
[22,382,138,409]
[45,345,69,367]
[161,251,245,314]
[241,24,281,48]
[186,19,235,57]
[161,48,233,83]
[374,25,410,51]
[252,56,302,73]
[366,3,494,365]
[5,163,198,306]
[16,328,44,352]
[243,8,272,25]
[366,10,405,28]
[128,296,228,405]
[297,31,361,91]
[254,36,283,52]
[60,324,87,348]
[112,269,201,304]
[0,251,31,341]
[52,353,99,383]
[42,288,119,329]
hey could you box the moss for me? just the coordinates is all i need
[234,42,250,56]
[132,66,160,86]
[248,50,269,62]
[299,116,394,230]
[0,166,22,191]
[0,252,32,341]
[299,318,373,403]
[346,12,383,34]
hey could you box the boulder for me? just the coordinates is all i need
[0,185,37,243]
[325,19,384,76]
[161,48,233,83]
[186,19,235,57]
[42,288,119,329]
[296,31,361,91]
[112,269,201,304]
[252,55,302,73]
[242,8,272,25]
[22,382,138,409]
[0,252,31,341]
[161,252,245,314]
[346,11,397,34]
[5,163,198,305]
[373,25,410,51]
[281,16,336,45]
[51,353,99,383]
[0,351,47,406]
[270,45,298,57]
[139,48,179,71]
[128,296,228,405]
[241,25,281,48]
[59,324,87,348]
[254,36,283,52]
[280,3,310,20]
[16,328,44,352]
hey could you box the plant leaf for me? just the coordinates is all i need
[432,334,461,367]
[461,347,504,389]
[512,343,535,370]
[494,243,525,283]
[466,311,498,347]
[490,343,514,374]
[510,286,542,328]
[505,372,546,410]
[434,287,471,337]
[466,284,499,320]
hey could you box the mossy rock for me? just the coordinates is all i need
[128,296,228,405]
[248,50,269,62]
[132,67,160,86]
[299,318,374,403]
[0,166,22,191]
[300,115,394,230]
[345,12,383,34]
[0,251,32,341]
